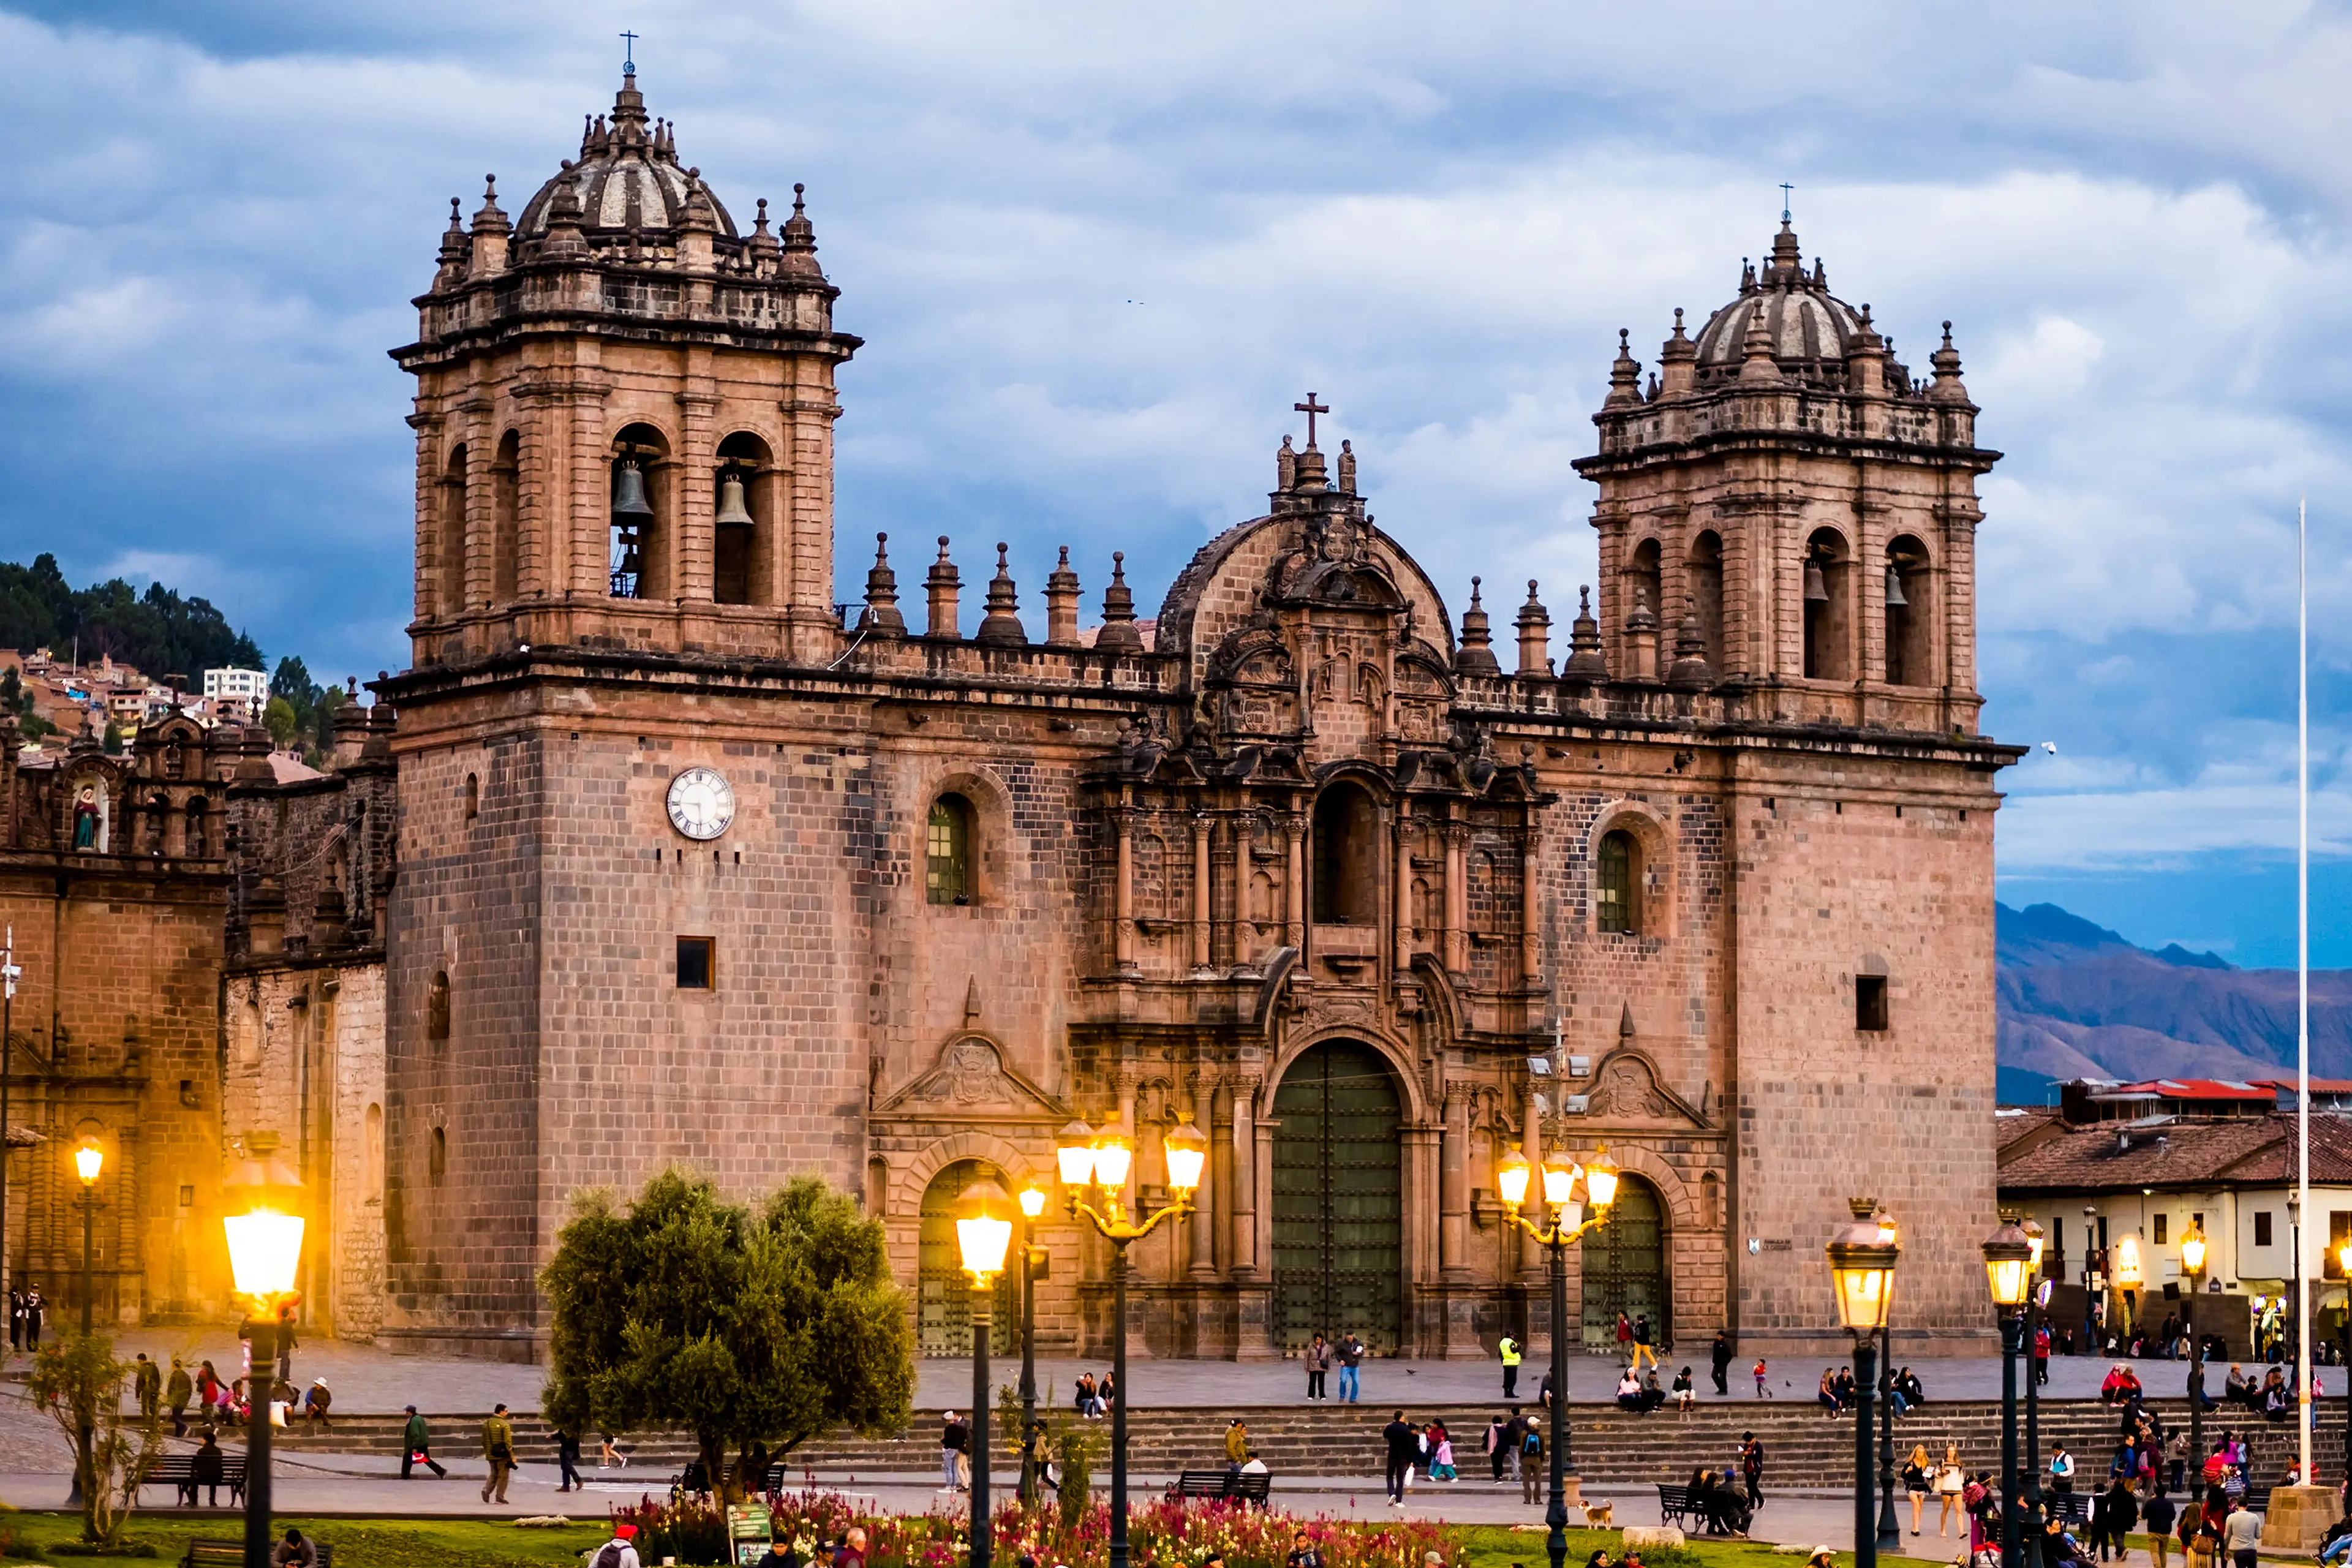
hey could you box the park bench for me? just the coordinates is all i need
[181,1539,331,1567]
[135,1452,249,1506]
[1656,1485,1692,1528]
[1164,1469,1272,1507]
[2244,1486,2271,1513]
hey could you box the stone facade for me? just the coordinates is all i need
[372,77,2019,1362]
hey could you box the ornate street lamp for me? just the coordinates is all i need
[1830,1200,1900,1568]
[1494,1143,1618,1568]
[2021,1217,2048,1561]
[62,1140,103,1509]
[221,1137,305,1568]
[1057,1115,1206,1568]
[2182,1221,2209,1480]
[1984,1218,2035,1568]
[956,1181,1016,1568]
[2337,1236,2352,1488]
[1016,1180,1046,1503]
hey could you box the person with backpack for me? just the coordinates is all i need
[591,1523,643,1568]
[1518,1415,1544,1504]
[480,1403,516,1504]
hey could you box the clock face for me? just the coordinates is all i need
[666,767,735,841]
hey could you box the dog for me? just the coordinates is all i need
[1577,1502,1615,1527]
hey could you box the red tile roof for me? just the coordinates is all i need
[1997,1111,2352,1194]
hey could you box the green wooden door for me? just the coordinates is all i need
[918,1160,1016,1357]
[1580,1174,1667,1352]
[1272,1041,1403,1352]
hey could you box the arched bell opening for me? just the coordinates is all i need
[1802,527,1853,680]
[713,431,774,607]
[437,443,470,619]
[491,430,521,602]
[1688,529,1724,673]
[1884,535,1933,688]
[609,424,671,600]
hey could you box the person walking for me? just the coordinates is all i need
[2222,1496,2261,1568]
[590,1523,644,1568]
[2104,1478,2141,1562]
[276,1302,298,1386]
[402,1404,448,1479]
[1305,1333,1331,1400]
[134,1352,161,1420]
[21,1286,41,1348]
[1338,1333,1364,1403]
[1631,1314,1659,1371]
[1485,1411,1512,1483]
[1518,1415,1544,1505]
[1740,1431,1765,1512]
[941,1410,969,1492]
[1615,1310,1634,1362]
[1382,1409,1415,1507]
[480,1402,516,1504]
[1711,1331,1732,1396]
[1753,1356,1771,1397]
[1937,1445,1967,1537]
[1499,1333,1521,1398]
[556,1427,584,1493]
[166,1357,192,1437]
[2143,1485,2177,1568]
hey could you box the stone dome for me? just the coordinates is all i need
[1690,220,1868,383]
[514,71,739,243]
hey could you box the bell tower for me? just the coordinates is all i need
[390,69,861,666]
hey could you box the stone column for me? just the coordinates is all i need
[1227,1079,1257,1276]
[1188,1071,1216,1278]
[675,371,719,605]
[1443,821,1469,974]
[459,393,494,614]
[1191,815,1213,972]
[1523,1084,1548,1294]
[1284,814,1305,949]
[1114,809,1139,974]
[1393,807,1415,969]
[1520,823,1543,989]
[1441,1087,1469,1278]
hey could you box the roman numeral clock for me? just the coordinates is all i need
[666,766,735,841]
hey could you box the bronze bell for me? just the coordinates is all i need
[613,527,644,579]
[611,459,654,521]
[714,471,754,527]
[1883,564,1908,609]
[1803,556,1829,603]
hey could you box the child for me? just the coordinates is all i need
[1754,1357,1773,1397]
[1431,1431,1457,1482]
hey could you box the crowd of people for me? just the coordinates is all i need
[1811,1363,1926,1416]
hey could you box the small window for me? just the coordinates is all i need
[426,971,451,1041]
[465,773,480,821]
[1855,974,1890,1031]
[677,935,715,990]
[1596,829,1639,934]
[1310,783,1379,925]
[429,1127,447,1186]
[2153,1213,2168,1245]
[2256,1210,2274,1247]
[927,794,974,906]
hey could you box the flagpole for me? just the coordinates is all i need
[2297,494,2312,1488]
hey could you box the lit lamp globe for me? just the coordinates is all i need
[221,1139,306,1306]
[1017,1182,1047,1221]
[1826,1201,1899,1333]
[1055,1121,1097,1193]
[1495,1145,1532,1210]
[1584,1148,1621,1212]
[2111,1234,2145,1292]
[2334,1235,2351,1282]
[956,1182,1016,1286]
[1163,1120,1208,1198]
[2182,1223,2209,1281]
[1090,1125,1136,1194]
[73,1141,103,1187]
[1539,1154,1578,1215]
[2022,1216,2045,1279]
[1982,1218,2034,1310]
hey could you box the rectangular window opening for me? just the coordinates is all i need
[1855,974,1889,1031]
[2153,1213,2168,1245]
[2255,1210,2274,1248]
[677,935,715,990]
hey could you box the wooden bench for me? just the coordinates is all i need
[1163,1469,1272,1507]
[1656,1485,1693,1528]
[135,1452,249,1506]
[181,1539,331,1567]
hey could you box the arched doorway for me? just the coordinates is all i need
[1271,1041,1402,1352]
[1580,1174,1667,1352]
[917,1160,1016,1357]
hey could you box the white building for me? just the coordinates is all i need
[203,667,268,720]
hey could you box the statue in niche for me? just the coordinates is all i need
[71,785,100,851]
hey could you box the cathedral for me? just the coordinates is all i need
[0,70,2017,1363]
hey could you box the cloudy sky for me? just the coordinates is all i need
[0,1,2345,963]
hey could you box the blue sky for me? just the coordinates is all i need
[0,2,2345,965]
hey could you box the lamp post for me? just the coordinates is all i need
[2182,1222,2208,1486]
[956,1182,1017,1568]
[63,1140,102,1510]
[2290,1193,2304,1376]
[221,1138,305,1568]
[2021,1218,2047,1564]
[1829,1200,1899,1568]
[2337,1237,2352,1488]
[1985,1218,2035,1568]
[1875,1317,1900,1558]
[1056,1115,1207,1568]
[1016,1180,1046,1504]
[1495,1143,1619,1568]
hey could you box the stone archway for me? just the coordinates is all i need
[1580,1172,1668,1353]
[1270,1039,1403,1353]
[917,1159,1016,1358]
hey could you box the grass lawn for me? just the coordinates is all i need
[1451,1525,1960,1568]
[1,1512,609,1567]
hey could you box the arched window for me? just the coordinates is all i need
[1596,828,1640,935]
[1689,530,1724,673]
[1885,536,1932,688]
[426,970,451,1041]
[464,773,479,821]
[429,1126,447,1186]
[1802,527,1852,680]
[927,793,975,906]
[714,432,773,607]
[184,797,208,859]
[1310,782,1378,925]
[364,1103,385,1201]
[1629,537,1663,628]
[491,431,520,601]
[609,424,668,600]
[439,443,469,618]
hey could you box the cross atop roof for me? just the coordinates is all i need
[1293,393,1329,448]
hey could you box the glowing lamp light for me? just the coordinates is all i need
[1090,1126,1135,1193]
[1584,1148,1621,1212]
[1826,1199,1900,1333]
[2022,1217,2046,1276]
[221,1134,307,1306]
[1495,1146,1532,1210]
[2334,1235,2351,1281]
[1163,1120,1208,1196]
[1017,1183,1047,1220]
[72,1141,104,1186]
[1540,1155,1578,1212]
[2182,1223,2210,1279]
[955,1182,1015,1284]
[2111,1233,2145,1291]
[1982,1217,2034,1309]
[1055,1121,1096,1190]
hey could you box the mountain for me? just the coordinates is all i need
[1995,901,2352,1098]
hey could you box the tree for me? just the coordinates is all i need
[262,696,298,748]
[541,1169,914,1498]
[28,1333,165,1545]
